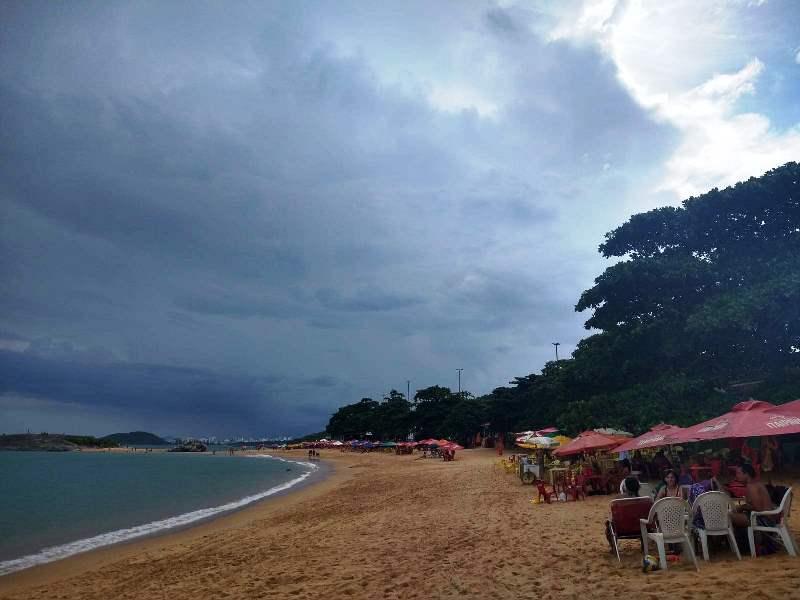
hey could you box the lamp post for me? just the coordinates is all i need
[407,380,411,403]
[456,368,463,397]
[552,342,560,361]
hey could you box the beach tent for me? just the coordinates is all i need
[553,430,627,457]
[613,424,687,454]
[666,400,800,443]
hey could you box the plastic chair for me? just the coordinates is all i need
[567,473,587,501]
[640,497,699,570]
[748,487,797,557]
[638,482,654,500]
[691,491,741,561]
[535,480,554,504]
[607,497,653,561]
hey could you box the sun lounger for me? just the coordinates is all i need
[607,496,653,561]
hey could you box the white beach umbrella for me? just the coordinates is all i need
[516,434,559,448]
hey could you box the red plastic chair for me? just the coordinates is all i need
[536,480,554,504]
[607,497,654,561]
[567,473,587,501]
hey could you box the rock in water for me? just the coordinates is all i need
[168,440,208,452]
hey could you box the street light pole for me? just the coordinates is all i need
[552,342,560,361]
[407,380,411,403]
[456,368,463,397]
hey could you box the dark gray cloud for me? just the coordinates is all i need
[0,1,677,436]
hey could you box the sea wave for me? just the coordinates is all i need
[0,455,318,577]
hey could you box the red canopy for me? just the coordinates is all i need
[613,423,687,453]
[553,430,626,457]
[669,400,783,443]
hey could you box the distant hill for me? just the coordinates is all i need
[102,431,169,446]
[0,433,117,451]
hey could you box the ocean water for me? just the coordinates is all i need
[0,451,317,575]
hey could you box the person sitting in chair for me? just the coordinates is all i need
[655,469,684,500]
[730,464,776,554]
[731,464,775,527]
[620,477,640,498]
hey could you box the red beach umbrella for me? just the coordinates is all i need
[759,400,800,434]
[552,430,625,457]
[669,400,786,443]
[613,424,687,454]
[441,442,464,450]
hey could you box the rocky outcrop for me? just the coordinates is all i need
[168,440,208,452]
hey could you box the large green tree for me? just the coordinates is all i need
[326,397,378,440]
[412,385,458,439]
[578,162,800,382]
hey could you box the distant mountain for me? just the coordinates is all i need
[102,431,169,446]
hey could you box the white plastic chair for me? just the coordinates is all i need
[691,491,741,561]
[748,487,797,557]
[640,496,699,570]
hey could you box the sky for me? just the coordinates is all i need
[1,1,799,438]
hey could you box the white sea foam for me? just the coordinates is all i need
[0,455,318,577]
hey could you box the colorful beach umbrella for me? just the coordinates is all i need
[552,430,626,457]
[613,424,686,453]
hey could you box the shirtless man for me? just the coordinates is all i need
[730,464,775,528]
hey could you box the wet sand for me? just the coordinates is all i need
[1,449,798,600]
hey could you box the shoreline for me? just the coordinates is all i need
[0,451,337,593]
[2,449,798,600]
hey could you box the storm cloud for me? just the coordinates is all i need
[2,1,794,437]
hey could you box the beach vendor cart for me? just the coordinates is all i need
[518,455,541,483]
[515,432,560,484]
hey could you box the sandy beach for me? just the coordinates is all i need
[1,448,798,600]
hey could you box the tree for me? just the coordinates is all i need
[442,394,485,445]
[578,162,800,382]
[373,390,412,440]
[326,397,378,440]
[412,385,458,439]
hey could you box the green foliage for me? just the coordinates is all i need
[326,397,380,440]
[64,435,119,448]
